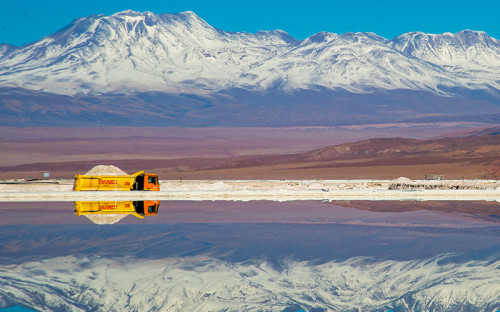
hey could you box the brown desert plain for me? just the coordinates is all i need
[0,122,499,180]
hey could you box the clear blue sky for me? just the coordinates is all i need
[1,0,499,46]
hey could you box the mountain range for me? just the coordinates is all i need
[1,10,500,126]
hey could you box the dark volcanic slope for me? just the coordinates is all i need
[461,126,500,136]
[269,134,500,178]
[194,133,500,168]
[300,135,500,162]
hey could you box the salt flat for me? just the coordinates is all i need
[0,179,498,202]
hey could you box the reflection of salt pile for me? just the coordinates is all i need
[85,214,127,225]
[84,165,129,176]
[83,165,130,225]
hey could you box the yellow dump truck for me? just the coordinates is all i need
[73,171,160,191]
[74,200,160,219]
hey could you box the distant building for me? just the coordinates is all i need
[425,174,444,180]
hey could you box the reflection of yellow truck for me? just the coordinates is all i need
[74,200,160,219]
[73,171,159,191]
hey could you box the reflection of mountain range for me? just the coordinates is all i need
[1,255,499,311]
[1,11,500,126]
[333,200,500,219]
[1,200,499,311]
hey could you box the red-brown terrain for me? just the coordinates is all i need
[0,125,499,180]
[332,200,500,219]
[160,135,499,180]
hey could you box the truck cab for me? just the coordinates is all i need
[133,173,160,191]
[133,200,160,216]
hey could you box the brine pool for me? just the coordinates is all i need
[0,200,499,312]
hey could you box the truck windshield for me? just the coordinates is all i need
[148,204,157,213]
[148,176,157,185]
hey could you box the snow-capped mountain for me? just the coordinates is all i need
[1,10,499,96]
[1,10,500,127]
[0,10,298,95]
[391,30,500,68]
[1,255,499,311]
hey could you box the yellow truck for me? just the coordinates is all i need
[74,200,160,219]
[73,171,160,191]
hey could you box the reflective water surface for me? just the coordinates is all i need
[0,200,499,311]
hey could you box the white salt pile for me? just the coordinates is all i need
[84,165,129,176]
[393,177,415,184]
[85,214,127,225]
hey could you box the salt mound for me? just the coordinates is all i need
[210,181,232,190]
[85,214,127,225]
[84,165,129,176]
[394,177,414,184]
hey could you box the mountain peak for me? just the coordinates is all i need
[392,29,496,43]
[389,29,500,67]
[456,29,486,36]
[112,9,144,16]
[178,10,198,17]
[338,32,388,43]
[303,31,339,44]
[255,29,298,44]
[158,10,206,24]
[453,29,498,45]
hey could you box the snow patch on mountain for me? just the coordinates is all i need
[0,11,499,96]
[1,254,499,311]
[0,44,16,58]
